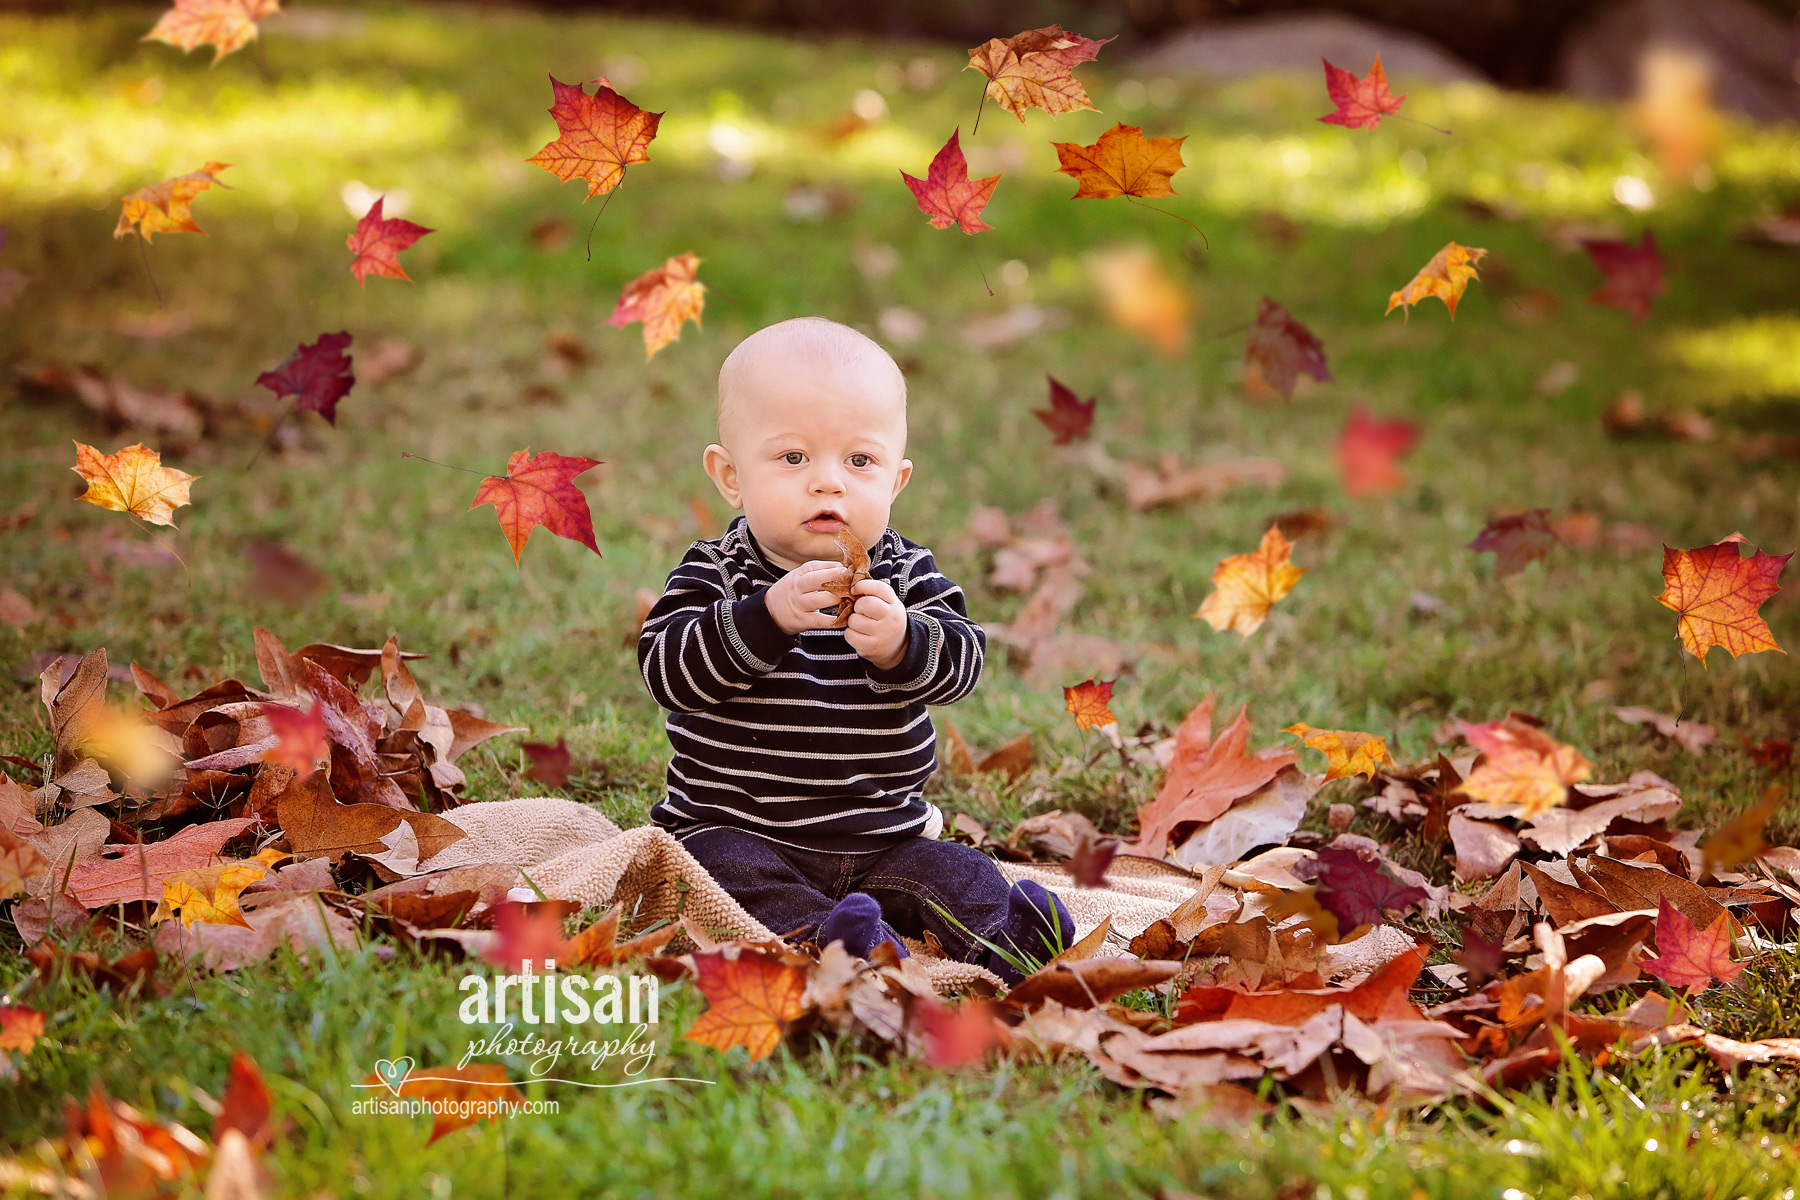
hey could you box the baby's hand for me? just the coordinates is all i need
[845,579,909,671]
[763,561,851,636]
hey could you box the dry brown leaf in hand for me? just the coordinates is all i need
[822,529,872,627]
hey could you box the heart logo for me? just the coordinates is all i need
[374,1057,414,1096]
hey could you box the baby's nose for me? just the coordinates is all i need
[810,468,846,493]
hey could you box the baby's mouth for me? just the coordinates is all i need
[803,509,846,534]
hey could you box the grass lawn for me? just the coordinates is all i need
[2,4,1800,1196]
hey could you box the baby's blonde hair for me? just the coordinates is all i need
[717,317,907,435]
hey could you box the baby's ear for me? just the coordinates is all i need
[890,459,913,497]
[702,443,743,508]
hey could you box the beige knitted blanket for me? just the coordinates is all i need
[412,797,1411,995]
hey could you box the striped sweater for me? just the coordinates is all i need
[639,516,986,853]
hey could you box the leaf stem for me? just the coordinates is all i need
[971,86,987,136]
[136,237,163,309]
[246,397,296,471]
[401,451,495,478]
[128,515,191,583]
[1392,112,1452,136]
[586,175,621,262]
[962,235,995,298]
[1125,197,1209,248]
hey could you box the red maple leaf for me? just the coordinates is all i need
[484,899,573,973]
[1336,405,1421,495]
[901,128,1002,235]
[1582,232,1666,323]
[347,197,434,286]
[1313,846,1426,929]
[1243,297,1331,401]
[260,702,328,777]
[1033,375,1096,443]
[1642,895,1744,995]
[256,331,354,425]
[1318,55,1406,130]
[527,75,663,200]
[470,448,603,565]
[523,738,572,788]
[1468,509,1558,577]
[916,995,1010,1068]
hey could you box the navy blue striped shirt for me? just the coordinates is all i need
[639,516,985,853]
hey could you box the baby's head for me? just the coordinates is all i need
[703,317,912,571]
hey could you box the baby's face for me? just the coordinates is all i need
[706,355,911,571]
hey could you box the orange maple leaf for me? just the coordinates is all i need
[114,162,232,242]
[681,947,809,1062]
[1335,405,1420,496]
[1386,241,1487,320]
[964,26,1112,125]
[1457,717,1593,819]
[0,824,49,901]
[148,851,287,930]
[143,0,277,63]
[360,1064,524,1143]
[527,74,663,200]
[347,197,433,286]
[608,252,705,359]
[71,441,198,528]
[901,128,1002,235]
[1318,55,1405,130]
[1656,538,1791,664]
[0,1005,44,1054]
[1063,677,1117,731]
[1282,724,1389,782]
[470,449,603,566]
[1130,695,1297,858]
[1052,123,1186,200]
[1195,524,1305,637]
[1243,297,1331,401]
[1642,895,1744,995]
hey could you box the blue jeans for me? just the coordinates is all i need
[680,826,1014,964]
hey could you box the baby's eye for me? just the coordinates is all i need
[782,451,805,465]
[848,453,872,468]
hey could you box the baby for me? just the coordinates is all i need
[637,316,1073,984]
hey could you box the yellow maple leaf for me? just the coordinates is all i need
[1195,524,1306,637]
[1386,241,1487,321]
[1052,123,1186,200]
[71,442,198,528]
[0,825,49,902]
[149,854,282,929]
[608,252,706,360]
[114,162,233,242]
[1283,724,1389,782]
[1456,718,1593,819]
[144,0,279,64]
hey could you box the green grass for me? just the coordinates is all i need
[3,4,1800,1194]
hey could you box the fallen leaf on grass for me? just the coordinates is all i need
[1641,895,1743,995]
[1386,242,1486,320]
[1195,525,1305,637]
[1458,718,1593,819]
[1124,454,1285,510]
[1313,847,1427,929]
[361,1064,524,1143]
[523,738,572,788]
[565,901,681,968]
[1130,695,1297,859]
[1611,706,1715,753]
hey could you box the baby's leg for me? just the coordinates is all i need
[680,826,901,950]
[854,838,1015,964]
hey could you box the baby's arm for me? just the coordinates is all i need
[859,547,986,705]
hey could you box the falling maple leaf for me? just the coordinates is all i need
[1457,717,1594,819]
[347,197,432,286]
[1469,510,1558,577]
[1087,243,1193,355]
[608,252,705,359]
[1243,298,1331,401]
[149,852,286,930]
[523,738,573,788]
[0,1005,44,1054]
[1034,375,1096,444]
[114,162,232,242]
[1698,785,1784,876]
[1052,123,1187,201]
[256,332,354,425]
[1656,538,1791,664]
[682,947,809,1062]
[71,441,198,528]
[1195,524,1306,638]
[528,75,663,200]
[1582,233,1666,323]
[1282,724,1389,782]
[143,0,278,63]
[470,448,603,565]
[1068,829,1118,888]
[484,899,574,972]
[916,995,1011,1067]
[1063,677,1117,731]
[822,529,872,628]
[1642,895,1743,995]
[260,702,328,777]
[964,26,1112,125]
[1318,55,1406,130]
[1455,928,1505,986]
[1313,847,1427,929]
[1129,695,1297,858]
[901,129,1002,235]
[1386,241,1487,321]
[1336,406,1420,496]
